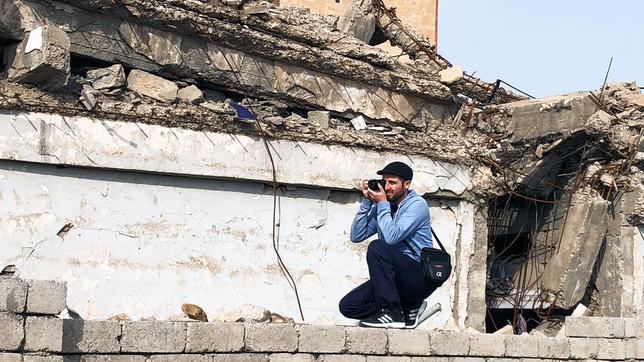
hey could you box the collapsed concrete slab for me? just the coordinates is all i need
[2,0,456,128]
[498,91,598,141]
[541,190,609,308]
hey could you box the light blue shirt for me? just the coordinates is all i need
[350,190,432,262]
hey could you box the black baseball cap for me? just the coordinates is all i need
[377,161,413,181]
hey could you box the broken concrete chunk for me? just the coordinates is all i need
[243,2,270,15]
[79,84,101,110]
[439,66,464,84]
[126,69,178,103]
[181,303,208,322]
[86,64,126,90]
[178,85,204,105]
[350,115,367,130]
[5,25,70,90]
[307,111,330,128]
[493,324,514,334]
[541,190,609,308]
[338,0,375,42]
[222,0,242,5]
[585,110,613,135]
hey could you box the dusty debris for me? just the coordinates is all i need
[181,303,208,322]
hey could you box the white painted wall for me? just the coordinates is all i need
[0,108,478,327]
[0,161,472,327]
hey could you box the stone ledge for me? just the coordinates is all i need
[565,316,636,338]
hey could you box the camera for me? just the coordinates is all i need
[367,179,385,191]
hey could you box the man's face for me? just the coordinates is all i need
[382,174,410,203]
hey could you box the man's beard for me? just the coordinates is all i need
[387,190,406,203]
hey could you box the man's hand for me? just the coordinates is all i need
[361,180,370,200]
[367,183,386,203]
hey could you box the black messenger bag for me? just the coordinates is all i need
[405,228,452,286]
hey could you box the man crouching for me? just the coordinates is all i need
[339,161,436,328]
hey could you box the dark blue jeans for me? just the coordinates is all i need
[339,239,436,319]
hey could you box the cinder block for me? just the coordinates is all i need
[147,355,211,362]
[62,319,121,353]
[298,325,345,353]
[449,358,485,362]
[637,338,644,359]
[317,355,366,362]
[0,312,24,351]
[365,357,410,362]
[565,317,625,338]
[120,321,186,353]
[429,331,470,356]
[387,329,430,355]
[568,337,598,359]
[537,337,569,359]
[26,280,67,315]
[212,354,269,362]
[624,318,637,338]
[186,322,244,352]
[245,323,298,352]
[625,338,638,359]
[24,316,63,352]
[596,338,626,360]
[344,327,387,355]
[23,355,63,362]
[0,353,22,362]
[503,335,535,358]
[468,333,505,356]
[269,353,315,362]
[0,278,28,312]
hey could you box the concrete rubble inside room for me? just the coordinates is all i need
[0,0,643,359]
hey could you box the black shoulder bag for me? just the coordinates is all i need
[405,228,452,286]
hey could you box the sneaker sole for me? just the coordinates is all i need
[359,320,406,329]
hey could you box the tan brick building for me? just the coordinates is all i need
[276,0,439,46]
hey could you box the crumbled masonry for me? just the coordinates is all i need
[0,0,643,358]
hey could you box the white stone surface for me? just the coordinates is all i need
[0,110,471,196]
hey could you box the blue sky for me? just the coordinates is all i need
[438,1,644,97]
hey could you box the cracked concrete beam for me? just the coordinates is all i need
[0,109,472,195]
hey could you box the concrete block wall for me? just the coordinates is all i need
[2,278,644,361]
[0,277,67,362]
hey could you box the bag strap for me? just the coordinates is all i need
[403,227,446,256]
[430,227,447,252]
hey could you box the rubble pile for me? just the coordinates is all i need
[1,0,642,336]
